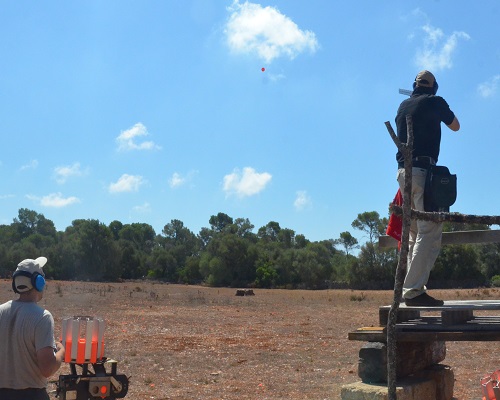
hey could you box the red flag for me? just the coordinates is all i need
[386,189,403,242]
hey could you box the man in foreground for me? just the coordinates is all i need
[0,257,65,399]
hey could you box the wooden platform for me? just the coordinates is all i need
[349,300,500,342]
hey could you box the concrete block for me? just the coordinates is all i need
[341,377,437,400]
[413,364,454,400]
[358,341,446,383]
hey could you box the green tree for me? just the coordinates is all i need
[12,208,56,241]
[278,228,296,249]
[255,262,278,288]
[159,219,200,281]
[351,211,385,245]
[295,234,309,249]
[148,247,178,280]
[200,231,257,287]
[334,231,359,255]
[331,252,357,284]
[234,218,256,241]
[209,213,234,233]
[178,255,202,284]
[0,242,10,277]
[119,223,156,254]
[117,240,145,279]
[258,221,281,242]
[63,219,121,280]
[198,227,213,249]
[433,244,484,286]
[356,242,396,289]
[479,243,500,280]
[109,220,123,240]
[294,242,334,289]
[434,222,490,286]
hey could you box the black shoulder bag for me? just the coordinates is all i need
[424,165,457,212]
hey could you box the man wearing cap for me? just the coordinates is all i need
[0,257,65,400]
[395,70,460,307]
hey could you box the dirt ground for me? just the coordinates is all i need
[1,280,498,399]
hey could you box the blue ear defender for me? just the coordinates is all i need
[33,272,46,292]
[12,270,46,293]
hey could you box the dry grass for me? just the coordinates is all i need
[1,280,498,399]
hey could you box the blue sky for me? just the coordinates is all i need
[1,1,499,246]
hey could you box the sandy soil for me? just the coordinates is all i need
[1,280,498,399]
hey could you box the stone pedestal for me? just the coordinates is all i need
[414,364,454,400]
[341,364,453,400]
[358,341,446,383]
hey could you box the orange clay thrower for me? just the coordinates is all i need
[56,316,129,400]
[481,369,500,400]
[62,316,105,364]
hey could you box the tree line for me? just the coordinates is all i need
[0,208,499,290]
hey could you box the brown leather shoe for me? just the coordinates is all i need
[405,293,444,307]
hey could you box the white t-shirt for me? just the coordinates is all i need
[0,300,56,389]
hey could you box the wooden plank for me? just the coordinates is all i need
[349,328,500,342]
[378,300,500,327]
[357,326,385,331]
[442,309,474,325]
[351,300,500,342]
[380,300,500,312]
[397,331,500,341]
[379,308,421,326]
[379,229,500,249]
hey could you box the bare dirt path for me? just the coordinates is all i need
[1,280,497,399]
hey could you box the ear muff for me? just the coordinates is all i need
[12,270,46,293]
[33,272,46,292]
[413,79,439,95]
[433,80,439,95]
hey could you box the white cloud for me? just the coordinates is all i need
[27,193,80,208]
[20,159,39,171]
[53,162,88,184]
[478,75,500,98]
[225,1,319,63]
[410,8,427,20]
[414,24,470,71]
[132,202,151,214]
[116,123,161,152]
[269,73,286,82]
[294,190,312,211]
[223,167,272,197]
[168,171,198,189]
[109,174,145,193]
[169,172,186,188]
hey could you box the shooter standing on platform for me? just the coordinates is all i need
[395,70,460,307]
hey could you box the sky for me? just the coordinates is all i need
[1,0,500,246]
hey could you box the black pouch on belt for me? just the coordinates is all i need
[424,165,457,212]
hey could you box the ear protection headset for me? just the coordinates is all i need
[12,270,46,293]
[413,78,439,95]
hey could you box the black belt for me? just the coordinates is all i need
[398,156,436,169]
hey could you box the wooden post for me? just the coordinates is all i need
[385,116,414,400]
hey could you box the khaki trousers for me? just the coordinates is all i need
[397,168,443,299]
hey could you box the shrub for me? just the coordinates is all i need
[490,275,500,287]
